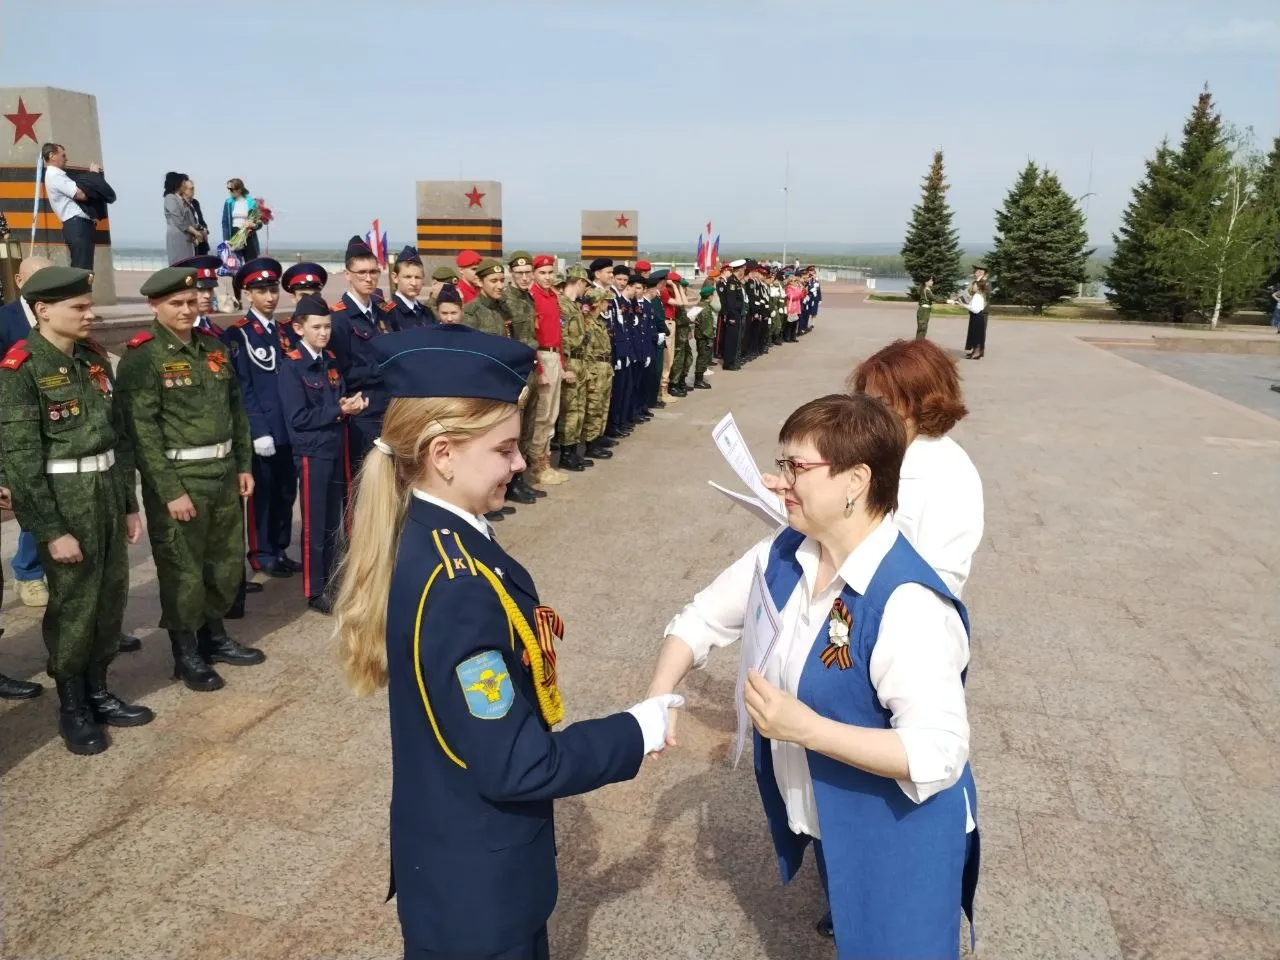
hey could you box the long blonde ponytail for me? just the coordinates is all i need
[336,395,517,695]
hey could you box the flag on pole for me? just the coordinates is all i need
[365,220,388,268]
[696,221,715,272]
[695,233,705,272]
[30,153,45,252]
[710,234,720,271]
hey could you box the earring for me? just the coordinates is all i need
[844,494,856,516]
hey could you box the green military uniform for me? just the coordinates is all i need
[461,260,511,338]
[693,286,717,385]
[116,317,253,630]
[557,291,589,448]
[429,265,459,308]
[669,282,695,390]
[916,285,934,339]
[0,266,154,753]
[502,253,541,464]
[580,288,614,444]
[769,278,786,345]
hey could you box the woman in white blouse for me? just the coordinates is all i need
[849,337,984,599]
[647,393,979,960]
[963,264,989,360]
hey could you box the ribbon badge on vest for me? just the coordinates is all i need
[820,598,853,670]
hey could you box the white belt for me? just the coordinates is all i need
[45,451,116,474]
[165,441,232,461]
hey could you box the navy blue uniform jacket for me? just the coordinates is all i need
[381,294,436,330]
[0,298,31,355]
[278,347,345,457]
[223,313,289,443]
[329,292,391,416]
[385,497,643,954]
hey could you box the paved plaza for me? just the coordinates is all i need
[2,299,1279,959]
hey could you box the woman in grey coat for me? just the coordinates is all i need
[163,171,201,264]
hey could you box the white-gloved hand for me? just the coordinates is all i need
[626,693,685,754]
[614,359,622,371]
[253,436,277,457]
[644,357,651,368]
[625,357,631,367]
[657,333,667,346]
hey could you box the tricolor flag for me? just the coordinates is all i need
[696,221,715,272]
[695,234,705,272]
[365,220,388,268]
[710,234,720,271]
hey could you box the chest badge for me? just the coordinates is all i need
[820,598,854,671]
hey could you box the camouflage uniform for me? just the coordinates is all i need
[502,284,540,459]
[0,331,137,681]
[769,279,786,344]
[116,324,254,630]
[461,294,511,339]
[557,294,589,447]
[694,292,717,381]
[669,304,694,389]
[580,302,614,443]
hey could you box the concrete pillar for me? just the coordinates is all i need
[580,210,638,265]
[1,86,116,304]
[415,181,502,274]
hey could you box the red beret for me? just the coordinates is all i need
[668,271,682,282]
[455,250,481,268]
[635,260,652,271]
[532,254,555,269]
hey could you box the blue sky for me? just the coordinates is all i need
[4,0,1277,250]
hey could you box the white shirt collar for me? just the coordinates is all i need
[250,307,274,330]
[795,515,899,596]
[412,489,491,539]
[302,342,323,361]
[396,292,418,310]
[347,292,372,314]
[20,297,35,328]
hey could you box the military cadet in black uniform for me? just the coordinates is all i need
[278,295,367,613]
[717,259,748,371]
[334,323,680,959]
[383,246,435,330]
[282,261,328,305]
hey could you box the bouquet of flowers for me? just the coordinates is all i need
[228,197,274,251]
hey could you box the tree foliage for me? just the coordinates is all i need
[900,151,965,300]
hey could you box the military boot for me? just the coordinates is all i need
[505,473,537,504]
[0,672,42,701]
[198,619,266,667]
[559,448,587,472]
[584,439,613,460]
[55,676,108,755]
[86,663,155,727]
[170,630,225,692]
[694,376,712,390]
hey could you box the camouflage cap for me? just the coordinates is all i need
[565,265,590,282]
[475,259,505,280]
[432,265,460,282]
[584,287,613,304]
[507,250,533,268]
[21,266,94,303]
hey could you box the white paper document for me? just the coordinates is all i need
[733,559,783,767]
[710,412,788,528]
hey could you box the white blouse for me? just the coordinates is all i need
[892,435,984,599]
[665,517,970,839]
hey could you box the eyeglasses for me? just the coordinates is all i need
[348,269,380,278]
[774,457,831,484]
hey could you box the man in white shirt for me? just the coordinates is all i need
[40,143,98,270]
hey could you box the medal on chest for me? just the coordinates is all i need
[86,362,111,395]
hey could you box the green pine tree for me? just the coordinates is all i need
[1104,141,1183,318]
[900,151,964,300]
[984,161,1040,303]
[1255,134,1280,309]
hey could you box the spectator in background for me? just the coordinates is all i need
[222,178,260,306]
[163,171,200,264]
[186,180,211,256]
[40,143,99,270]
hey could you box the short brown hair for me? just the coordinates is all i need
[226,177,246,195]
[778,393,904,517]
[848,339,968,438]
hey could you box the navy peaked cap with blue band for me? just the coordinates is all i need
[375,324,535,403]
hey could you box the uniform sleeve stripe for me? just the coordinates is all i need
[413,564,466,769]
[451,531,478,576]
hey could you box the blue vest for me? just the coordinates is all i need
[755,527,980,960]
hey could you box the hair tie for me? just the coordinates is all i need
[373,437,393,456]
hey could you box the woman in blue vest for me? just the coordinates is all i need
[647,392,979,960]
[334,323,681,959]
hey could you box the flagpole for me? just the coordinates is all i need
[781,152,790,266]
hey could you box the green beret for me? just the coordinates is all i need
[140,267,198,299]
[699,285,714,298]
[21,266,93,304]
[432,265,460,282]
[507,250,533,268]
[565,265,590,282]
[679,278,690,288]
[475,259,505,280]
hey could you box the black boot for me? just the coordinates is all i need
[559,449,587,472]
[86,663,155,727]
[694,376,712,389]
[522,472,548,499]
[585,440,613,459]
[0,671,42,700]
[55,676,107,755]
[505,473,537,505]
[198,619,266,666]
[118,632,142,653]
[170,630,225,692]
[484,510,505,523]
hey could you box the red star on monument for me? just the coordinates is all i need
[615,214,630,228]
[464,185,485,208]
[5,98,41,144]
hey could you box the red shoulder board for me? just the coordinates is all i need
[83,338,107,357]
[196,326,219,337]
[127,331,155,349]
[286,349,302,360]
[230,316,251,328]
[329,300,346,312]
[379,300,396,312]
[0,342,30,370]
[324,348,336,359]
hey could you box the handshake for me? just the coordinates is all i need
[626,693,684,754]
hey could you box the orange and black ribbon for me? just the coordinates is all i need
[819,598,854,671]
[531,606,562,689]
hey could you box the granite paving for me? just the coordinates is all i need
[1,301,1277,959]
[1113,348,1280,420]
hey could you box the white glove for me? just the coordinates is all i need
[626,694,685,754]
[615,359,622,371]
[657,333,667,346]
[624,357,631,367]
[253,436,277,457]
[644,357,651,368]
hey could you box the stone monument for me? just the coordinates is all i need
[580,210,638,265]
[414,181,503,274]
